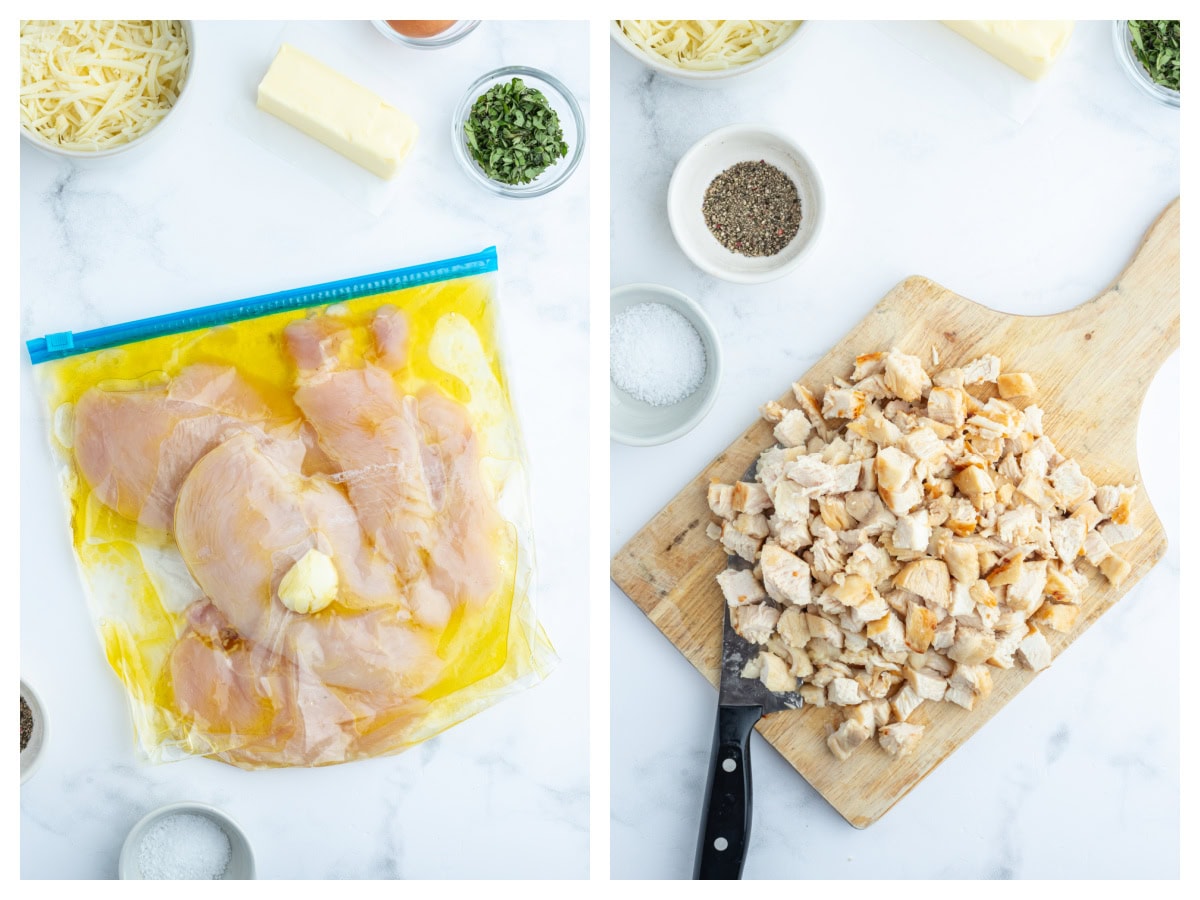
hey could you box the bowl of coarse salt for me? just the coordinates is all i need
[119,801,255,880]
[611,283,722,446]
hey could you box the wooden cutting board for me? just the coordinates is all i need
[612,198,1179,829]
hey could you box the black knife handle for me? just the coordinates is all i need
[693,704,762,880]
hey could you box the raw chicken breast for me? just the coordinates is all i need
[73,364,276,531]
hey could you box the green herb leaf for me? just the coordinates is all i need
[1128,20,1180,92]
[463,76,570,185]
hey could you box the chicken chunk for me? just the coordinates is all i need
[895,559,951,609]
[717,568,766,607]
[760,542,812,605]
[827,718,871,760]
[997,372,1037,399]
[878,722,924,757]
[731,603,780,644]
[882,350,931,402]
[1016,626,1052,672]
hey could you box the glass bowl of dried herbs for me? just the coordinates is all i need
[1113,20,1179,108]
[453,65,585,198]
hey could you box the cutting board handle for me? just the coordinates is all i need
[1055,198,1180,406]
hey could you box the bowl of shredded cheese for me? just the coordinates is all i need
[20,20,194,159]
[611,20,803,83]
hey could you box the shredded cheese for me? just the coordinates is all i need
[616,20,801,71]
[20,20,190,151]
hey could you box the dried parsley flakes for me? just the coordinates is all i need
[464,77,569,185]
[1128,20,1180,92]
[702,160,802,257]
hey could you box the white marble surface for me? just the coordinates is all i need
[20,20,589,879]
[610,21,1179,879]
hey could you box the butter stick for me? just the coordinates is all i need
[941,21,1074,81]
[257,43,417,179]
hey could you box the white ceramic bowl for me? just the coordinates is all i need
[611,283,722,446]
[20,679,47,784]
[20,20,196,161]
[668,124,825,284]
[609,20,804,86]
[119,802,255,880]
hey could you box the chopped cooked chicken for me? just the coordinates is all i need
[879,722,924,757]
[890,683,923,722]
[827,677,866,706]
[742,650,797,693]
[997,372,1037,399]
[717,568,765,607]
[1016,626,1052,672]
[760,542,812,605]
[827,718,871,760]
[961,354,1000,384]
[905,605,939,653]
[708,483,735,520]
[731,603,780,644]
[720,520,763,563]
[1099,554,1132,586]
[895,559,951,609]
[822,388,868,420]
[882,349,931,402]
[1099,522,1142,547]
[706,346,1141,761]
[774,409,814,448]
[948,625,996,665]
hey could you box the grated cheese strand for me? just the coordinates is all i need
[617,20,801,71]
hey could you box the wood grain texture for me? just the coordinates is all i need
[612,198,1179,829]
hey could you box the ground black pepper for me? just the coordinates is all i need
[702,160,802,257]
[21,696,33,751]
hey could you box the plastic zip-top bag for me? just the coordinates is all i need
[28,247,555,768]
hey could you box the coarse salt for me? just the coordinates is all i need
[137,812,232,880]
[611,302,706,407]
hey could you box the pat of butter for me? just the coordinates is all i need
[941,21,1074,81]
[257,43,417,179]
[278,548,339,615]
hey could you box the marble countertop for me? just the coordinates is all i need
[610,21,1178,879]
[20,20,589,879]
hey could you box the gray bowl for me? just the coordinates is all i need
[20,679,47,784]
[119,802,255,880]
[610,283,722,446]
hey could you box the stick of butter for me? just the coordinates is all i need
[257,43,418,179]
[941,21,1074,81]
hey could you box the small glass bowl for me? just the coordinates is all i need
[371,20,480,50]
[1112,20,1179,108]
[452,65,586,199]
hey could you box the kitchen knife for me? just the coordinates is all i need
[694,459,803,880]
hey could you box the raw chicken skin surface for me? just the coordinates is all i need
[173,431,442,697]
[287,310,505,619]
[73,364,277,532]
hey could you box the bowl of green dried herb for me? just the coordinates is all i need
[453,65,586,198]
[1113,20,1179,108]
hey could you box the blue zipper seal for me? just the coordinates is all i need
[27,246,498,365]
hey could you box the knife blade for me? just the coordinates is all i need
[694,456,803,880]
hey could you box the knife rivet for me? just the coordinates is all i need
[714,837,729,851]
[722,758,737,773]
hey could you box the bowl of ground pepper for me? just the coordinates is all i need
[668,124,824,284]
[20,679,47,784]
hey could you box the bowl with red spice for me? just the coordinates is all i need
[20,679,47,784]
[371,20,481,49]
[667,124,825,284]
